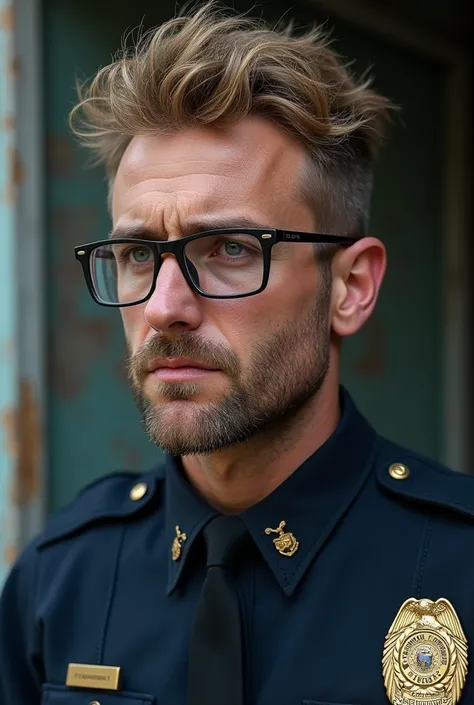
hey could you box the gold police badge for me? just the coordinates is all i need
[382,598,468,705]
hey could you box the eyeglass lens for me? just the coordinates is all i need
[89,233,265,304]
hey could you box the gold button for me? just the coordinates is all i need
[90,701,101,705]
[388,463,410,480]
[130,482,147,501]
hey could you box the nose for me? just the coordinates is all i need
[143,254,203,333]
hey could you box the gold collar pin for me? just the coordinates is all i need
[265,520,299,556]
[171,525,187,561]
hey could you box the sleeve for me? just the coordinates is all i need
[0,543,43,705]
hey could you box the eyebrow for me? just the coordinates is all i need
[109,216,270,241]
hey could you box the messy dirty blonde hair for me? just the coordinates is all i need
[70,2,393,233]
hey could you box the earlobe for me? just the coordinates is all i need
[331,237,386,338]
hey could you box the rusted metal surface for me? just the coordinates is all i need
[0,0,19,588]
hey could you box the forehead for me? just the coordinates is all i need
[112,117,308,230]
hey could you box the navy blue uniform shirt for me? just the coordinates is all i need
[2,390,474,705]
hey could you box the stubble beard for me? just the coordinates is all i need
[127,290,331,456]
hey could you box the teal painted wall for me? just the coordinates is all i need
[43,0,443,513]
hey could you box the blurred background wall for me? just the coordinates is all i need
[0,0,471,586]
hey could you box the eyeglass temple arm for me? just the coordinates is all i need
[279,230,360,244]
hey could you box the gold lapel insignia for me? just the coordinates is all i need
[265,521,299,556]
[66,664,121,691]
[382,598,468,705]
[171,525,187,561]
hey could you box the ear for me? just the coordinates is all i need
[330,237,386,337]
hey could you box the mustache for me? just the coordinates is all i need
[127,334,241,383]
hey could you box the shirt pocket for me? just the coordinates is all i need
[42,683,155,705]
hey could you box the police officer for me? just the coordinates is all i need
[1,4,473,705]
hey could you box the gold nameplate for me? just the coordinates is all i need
[66,663,121,691]
[383,598,468,705]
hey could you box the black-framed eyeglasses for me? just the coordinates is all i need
[74,228,360,307]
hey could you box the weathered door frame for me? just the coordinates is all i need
[2,0,470,583]
[0,0,45,586]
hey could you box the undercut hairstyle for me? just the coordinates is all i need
[70,1,393,235]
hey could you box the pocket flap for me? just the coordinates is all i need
[42,683,155,704]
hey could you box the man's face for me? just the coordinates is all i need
[112,116,332,454]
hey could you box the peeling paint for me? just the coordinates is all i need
[12,379,41,507]
[0,5,13,29]
[11,145,24,183]
[3,114,15,130]
[1,404,17,462]
[7,54,19,75]
[4,145,24,204]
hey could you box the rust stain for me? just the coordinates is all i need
[16,378,41,506]
[5,146,25,204]
[7,55,20,76]
[1,406,18,462]
[2,379,41,507]
[47,133,75,178]
[4,543,18,567]
[0,6,13,30]
[11,147,24,185]
[355,317,387,377]
[3,115,15,130]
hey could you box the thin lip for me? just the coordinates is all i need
[148,358,219,372]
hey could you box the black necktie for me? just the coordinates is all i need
[187,515,248,705]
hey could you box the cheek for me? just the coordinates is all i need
[215,260,319,362]
[265,254,320,316]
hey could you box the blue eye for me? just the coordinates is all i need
[223,241,246,256]
[130,247,152,263]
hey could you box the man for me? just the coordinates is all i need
[1,3,473,705]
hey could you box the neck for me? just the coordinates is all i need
[181,380,341,513]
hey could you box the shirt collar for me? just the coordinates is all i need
[165,388,377,596]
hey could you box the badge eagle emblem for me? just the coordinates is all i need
[382,598,468,705]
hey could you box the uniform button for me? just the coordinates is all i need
[130,482,148,501]
[388,463,410,480]
[90,701,101,705]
